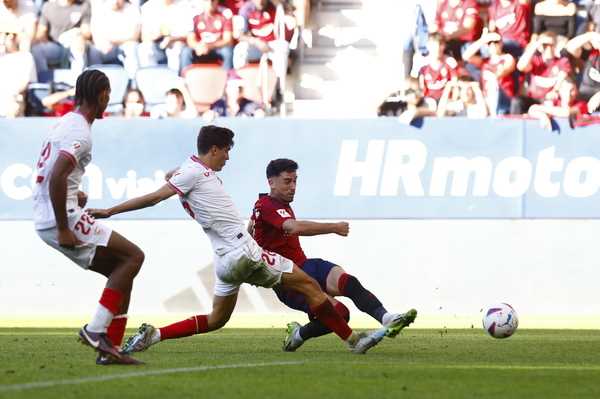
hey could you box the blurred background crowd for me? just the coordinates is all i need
[0,0,599,127]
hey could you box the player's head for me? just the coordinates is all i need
[266,158,298,203]
[197,125,235,171]
[75,69,111,119]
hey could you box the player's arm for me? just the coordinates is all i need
[49,154,77,248]
[246,219,255,235]
[88,184,177,218]
[282,219,349,237]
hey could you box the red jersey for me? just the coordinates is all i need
[435,0,482,41]
[242,1,277,42]
[192,7,233,44]
[488,0,531,48]
[251,194,307,267]
[527,54,572,100]
[481,55,516,97]
[420,56,458,100]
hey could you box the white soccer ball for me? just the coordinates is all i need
[482,303,518,339]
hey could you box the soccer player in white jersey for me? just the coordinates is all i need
[33,70,145,365]
[88,125,390,354]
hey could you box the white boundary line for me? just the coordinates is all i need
[0,361,306,393]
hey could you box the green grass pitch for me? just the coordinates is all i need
[1,328,600,399]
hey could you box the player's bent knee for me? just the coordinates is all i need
[126,249,145,275]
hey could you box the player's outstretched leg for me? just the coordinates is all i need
[283,301,350,352]
[82,230,145,365]
[326,266,417,337]
[123,294,238,354]
[280,266,384,354]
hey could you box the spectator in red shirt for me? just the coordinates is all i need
[418,33,459,109]
[234,0,295,111]
[488,0,532,57]
[432,0,482,60]
[180,0,234,71]
[528,77,589,130]
[510,31,572,114]
[233,0,293,67]
[463,30,517,115]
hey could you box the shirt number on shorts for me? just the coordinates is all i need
[75,213,95,236]
[261,250,276,266]
[36,142,52,183]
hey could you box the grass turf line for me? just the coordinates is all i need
[0,329,599,399]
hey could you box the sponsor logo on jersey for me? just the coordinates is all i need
[276,209,291,218]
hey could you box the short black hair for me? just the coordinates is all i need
[266,158,298,178]
[197,125,235,154]
[75,69,110,106]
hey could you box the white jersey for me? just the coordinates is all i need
[168,155,250,255]
[33,112,92,230]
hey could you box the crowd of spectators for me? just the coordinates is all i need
[379,0,600,129]
[0,0,299,118]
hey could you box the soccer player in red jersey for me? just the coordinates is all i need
[32,70,144,365]
[250,159,417,352]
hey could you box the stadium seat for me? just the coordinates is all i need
[52,69,77,86]
[135,66,180,109]
[182,65,228,113]
[236,63,277,106]
[86,65,129,114]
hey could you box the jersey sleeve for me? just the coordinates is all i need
[258,200,293,230]
[58,137,91,167]
[167,166,198,196]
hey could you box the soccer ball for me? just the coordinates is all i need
[482,303,518,339]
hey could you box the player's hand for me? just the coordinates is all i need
[86,208,111,219]
[334,222,349,236]
[77,191,88,208]
[57,228,81,249]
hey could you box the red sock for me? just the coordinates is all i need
[99,288,123,315]
[159,315,209,341]
[310,299,352,340]
[107,315,128,347]
[334,302,350,321]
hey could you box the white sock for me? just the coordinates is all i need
[381,312,394,326]
[151,329,161,345]
[87,304,114,333]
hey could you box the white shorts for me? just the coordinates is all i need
[214,238,294,297]
[36,209,112,269]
